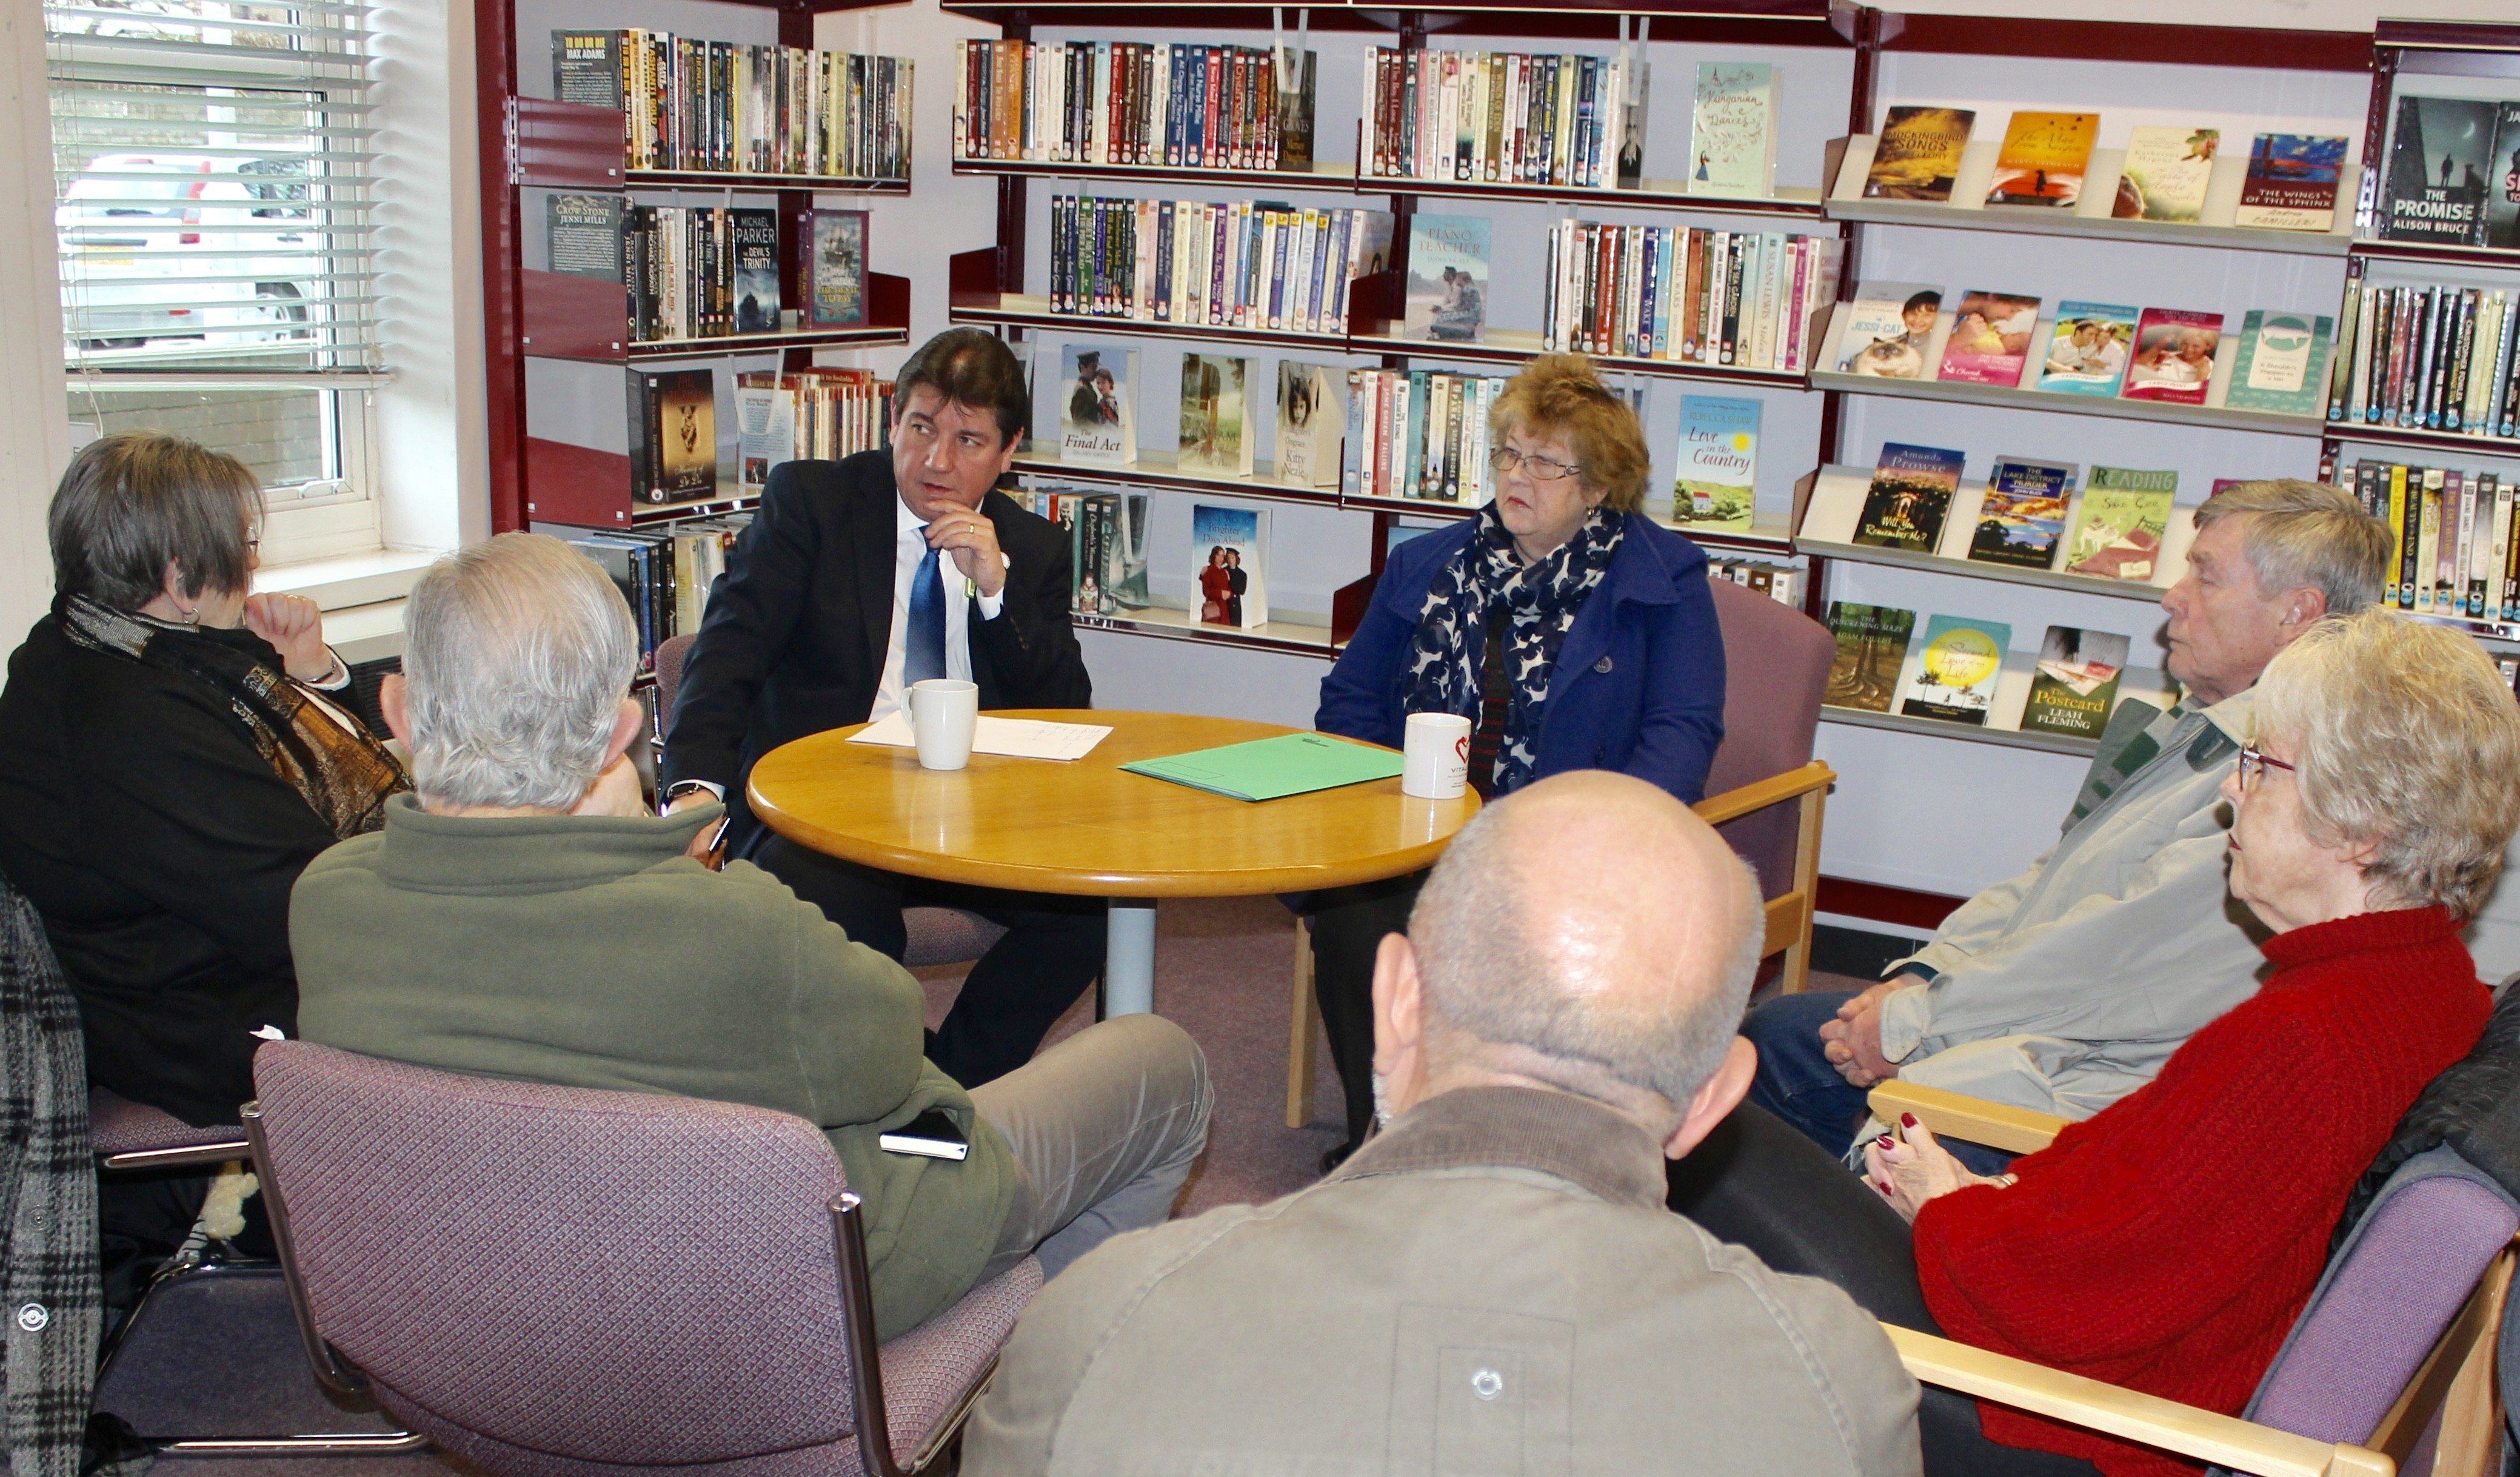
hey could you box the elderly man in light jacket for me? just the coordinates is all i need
[1745,480,2393,1159]
[962,771,1922,1477]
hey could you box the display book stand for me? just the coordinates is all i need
[941,0,1868,661]
[476,0,913,543]
[1796,15,2512,763]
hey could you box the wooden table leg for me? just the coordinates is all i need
[1105,899,1159,1016]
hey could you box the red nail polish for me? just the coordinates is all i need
[1876,1181,1893,1196]
[1900,1113,1919,1130]
[1876,1134,1895,1148]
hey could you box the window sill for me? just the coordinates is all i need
[323,598,407,667]
[258,546,441,612]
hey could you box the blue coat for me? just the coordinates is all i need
[1315,513,1726,803]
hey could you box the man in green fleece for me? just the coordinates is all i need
[289,533,1212,1339]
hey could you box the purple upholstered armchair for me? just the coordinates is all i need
[244,1039,1040,1477]
[652,631,1008,971]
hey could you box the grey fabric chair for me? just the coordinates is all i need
[244,1039,1040,1477]
[651,631,1008,971]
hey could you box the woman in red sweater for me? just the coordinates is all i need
[1674,610,2520,1477]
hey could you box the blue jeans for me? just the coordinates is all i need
[1741,989,2017,1176]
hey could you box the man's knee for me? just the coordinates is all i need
[1742,988,1856,1054]
[1089,1014,1213,1142]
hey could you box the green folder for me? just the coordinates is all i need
[1121,732,1405,802]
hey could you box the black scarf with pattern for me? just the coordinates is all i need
[58,595,405,839]
[1402,503,1624,795]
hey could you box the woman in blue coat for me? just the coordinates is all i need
[1309,355,1727,1165]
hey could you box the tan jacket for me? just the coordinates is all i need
[963,1085,1920,1477]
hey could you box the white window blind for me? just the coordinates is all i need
[48,0,387,555]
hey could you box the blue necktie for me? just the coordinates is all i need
[904,543,947,688]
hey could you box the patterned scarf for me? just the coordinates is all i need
[1402,503,1624,795]
[58,595,406,839]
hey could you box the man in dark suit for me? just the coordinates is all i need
[663,328,1102,1086]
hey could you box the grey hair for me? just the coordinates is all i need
[1408,796,1764,1113]
[2194,479,2388,617]
[400,534,640,811]
[2255,609,2520,920]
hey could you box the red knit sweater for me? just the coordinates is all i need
[1913,906,2490,1477]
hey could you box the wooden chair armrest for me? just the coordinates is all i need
[1691,762,1834,828]
[1884,1326,2393,1477]
[1867,1081,2068,1156]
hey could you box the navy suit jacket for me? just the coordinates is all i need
[1314,512,1725,803]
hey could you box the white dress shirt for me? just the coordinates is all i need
[871,492,1006,722]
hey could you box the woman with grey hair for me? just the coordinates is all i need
[0,434,405,1268]
[1676,609,2520,1476]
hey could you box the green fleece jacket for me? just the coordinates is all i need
[289,793,1017,1339]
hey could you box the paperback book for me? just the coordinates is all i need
[806,209,870,329]
[2224,311,2336,416]
[1690,61,1776,197]
[2113,126,2219,223]
[1403,215,1491,343]
[546,193,624,281]
[627,368,717,504]
[2233,133,2349,232]
[1967,457,2074,570]
[1937,290,2042,387]
[730,208,781,333]
[1985,111,2099,209]
[2064,468,2177,581]
[1835,283,1942,380]
[1854,442,1965,554]
[1863,106,1975,202]
[2122,307,2224,404]
[1671,395,1761,533]
[2022,627,2131,738]
[2490,104,2520,250]
[1191,503,1268,630]
[1178,353,1254,475]
[1275,362,1344,488]
[2382,95,2499,247]
[1823,602,1917,714]
[1058,343,1137,466]
[1899,615,2012,725]
[2037,302,2137,395]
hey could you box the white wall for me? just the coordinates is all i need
[0,2,73,643]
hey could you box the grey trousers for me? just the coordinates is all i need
[972,1014,1214,1279]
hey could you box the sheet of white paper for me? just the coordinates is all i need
[847,711,1112,762]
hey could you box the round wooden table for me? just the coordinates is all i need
[746,710,1482,1015]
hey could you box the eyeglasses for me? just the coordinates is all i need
[2237,742,2296,790]
[1488,446,1582,483]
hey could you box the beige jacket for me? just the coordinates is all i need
[963,1085,1921,1477]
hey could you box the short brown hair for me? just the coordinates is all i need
[50,432,262,609]
[1489,355,1649,512]
[893,327,1029,447]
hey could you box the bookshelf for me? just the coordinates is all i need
[478,3,917,536]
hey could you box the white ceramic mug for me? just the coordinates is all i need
[1402,712,1472,799]
[907,679,980,771]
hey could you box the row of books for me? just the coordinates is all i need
[1850,443,2182,584]
[544,198,872,342]
[1340,367,1507,505]
[1834,281,2335,415]
[952,40,1319,172]
[1044,195,1395,333]
[550,30,911,180]
[1712,557,1802,607]
[2331,280,2520,439]
[1360,46,1668,191]
[1861,106,2347,233]
[1826,605,2135,740]
[2375,96,2520,250]
[544,518,749,667]
[2342,460,2518,620]
[1543,221,1842,370]
[735,370,894,491]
